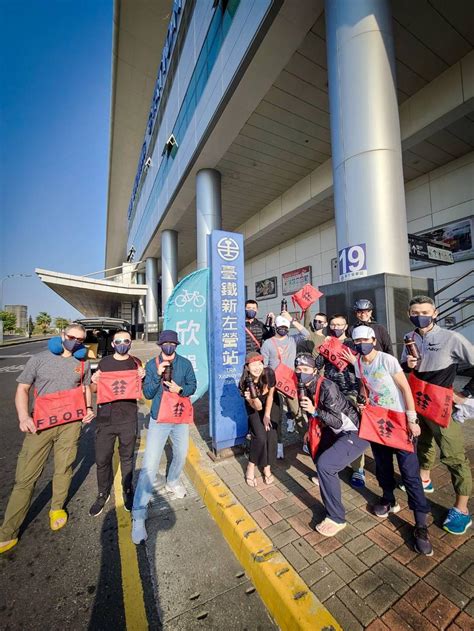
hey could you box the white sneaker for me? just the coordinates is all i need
[131,519,148,545]
[302,443,310,455]
[277,443,284,459]
[165,482,187,499]
[287,419,295,433]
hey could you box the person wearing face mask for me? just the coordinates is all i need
[343,326,433,555]
[0,324,94,554]
[296,353,368,537]
[315,314,359,400]
[245,299,275,353]
[348,299,394,354]
[239,352,280,486]
[89,330,145,516]
[401,295,474,535]
[132,330,197,544]
[261,311,310,458]
[299,311,328,358]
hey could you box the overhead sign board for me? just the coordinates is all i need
[408,234,454,265]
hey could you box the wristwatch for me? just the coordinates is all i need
[86,406,94,411]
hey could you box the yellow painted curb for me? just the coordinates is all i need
[113,444,148,631]
[184,438,342,631]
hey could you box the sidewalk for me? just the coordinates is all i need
[135,343,473,630]
[190,399,474,631]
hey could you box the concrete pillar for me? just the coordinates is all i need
[196,168,222,269]
[161,229,178,313]
[136,272,146,325]
[325,0,410,277]
[145,257,159,327]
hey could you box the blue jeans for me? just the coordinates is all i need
[132,420,189,520]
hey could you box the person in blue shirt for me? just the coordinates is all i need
[132,330,196,544]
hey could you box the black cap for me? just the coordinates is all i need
[157,330,180,346]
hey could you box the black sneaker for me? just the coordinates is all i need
[123,489,134,512]
[414,526,433,556]
[89,493,110,517]
[372,500,401,518]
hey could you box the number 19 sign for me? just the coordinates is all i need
[338,243,367,281]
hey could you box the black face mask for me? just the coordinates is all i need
[245,309,257,319]
[313,320,325,331]
[329,328,345,338]
[276,326,288,337]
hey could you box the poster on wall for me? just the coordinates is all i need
[255,276,277,300]
[410,216,473,270]
[282,266,312,296]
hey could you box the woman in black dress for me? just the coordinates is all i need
[239,352,280,487]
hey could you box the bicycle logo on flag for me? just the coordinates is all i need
[174,289,206,308]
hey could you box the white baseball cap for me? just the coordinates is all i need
[352,325,376,340]
[275,315,290,328]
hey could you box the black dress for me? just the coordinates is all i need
[245,367,280,467]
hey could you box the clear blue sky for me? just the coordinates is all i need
[0,0,113,320]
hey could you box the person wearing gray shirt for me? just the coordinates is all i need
[0,324,94,554]
[261,312,310,457]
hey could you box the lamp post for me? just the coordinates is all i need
[0,273,32,311]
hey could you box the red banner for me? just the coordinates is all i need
[291,283,323,319]
[408,373,453,428]
[318,337,354,372]
[96,369,143,404]
[307,376,325,459]
[359,404,414,452]
[33,386,86,430]
[274,363,297,399]
[157,391,194,424]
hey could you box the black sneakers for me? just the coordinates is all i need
[123,489,134,512]
[89,493,110,517]
[413,526,433,556]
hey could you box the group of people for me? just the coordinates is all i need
[242,295,473,554]
[0,325,196,552]
[0,294,472,561]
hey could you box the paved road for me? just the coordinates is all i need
[0,341,276,630]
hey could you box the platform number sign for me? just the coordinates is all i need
[338,243,367,281]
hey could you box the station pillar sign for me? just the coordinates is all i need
[209,230,247,452]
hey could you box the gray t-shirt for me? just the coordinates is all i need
[261,329,309,370]
[17,351,91,396]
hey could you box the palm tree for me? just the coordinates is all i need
[55,317,70,332]
[36,312,52,334]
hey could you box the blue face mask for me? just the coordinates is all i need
[245,309,257,319]
[355,342,374,356]
[276,326,288,337]
[313,320,325,331]
[114,343,130,355]
[410,315,433,329]
[329,328,345,338]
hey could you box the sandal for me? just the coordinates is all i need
[49,509,68,531]
[0,539,18,554]
[264,474,275,485]
[245,476,257,487]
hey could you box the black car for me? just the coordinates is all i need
[74,317,131,371]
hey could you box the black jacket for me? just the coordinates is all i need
[309,376,360,432]
[245,318,274,353]
[348,320,393,355]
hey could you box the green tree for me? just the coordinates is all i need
[0,311,17,332]
[55,317,70,331]
[36,312,52,334]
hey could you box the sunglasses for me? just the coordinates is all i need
[114,339,131,345]
[314,319,326,324]
[65,334,86,343]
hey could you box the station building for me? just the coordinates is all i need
[38,0,474,344]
